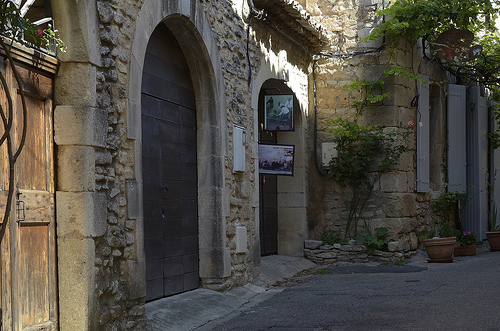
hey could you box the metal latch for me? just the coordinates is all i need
[16,200,25,222]
[16,190,25,222]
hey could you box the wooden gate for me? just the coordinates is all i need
[0,48,58,330]
[142,24,199,301]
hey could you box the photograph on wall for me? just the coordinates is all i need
[258,144,294,176]
[264,94,294,131]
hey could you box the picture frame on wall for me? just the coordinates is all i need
[264,94,294,131]
[258,144,295,176]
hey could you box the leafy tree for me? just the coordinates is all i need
[367,0,500,88]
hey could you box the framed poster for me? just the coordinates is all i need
[264,94,294,131]
[258,144,294,176]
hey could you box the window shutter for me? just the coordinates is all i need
[447,84,467,193]
[416,77,430,192]
[464,85,488,240]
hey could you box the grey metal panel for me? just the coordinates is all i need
[416,77,430,192]
[447,84,467,193]
[464,85,489,241]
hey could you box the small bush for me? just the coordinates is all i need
[322,229,348,245]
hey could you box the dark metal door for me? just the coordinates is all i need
[259,174,278,255]
[142,24,199,301]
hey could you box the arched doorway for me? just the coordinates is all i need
[257,78,306,257]
[142,23,199,301]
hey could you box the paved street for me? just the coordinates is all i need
[198,245,500,331]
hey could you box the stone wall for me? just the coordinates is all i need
[52,0,317,329]
[304,240,416,264]
[306,0,449,249]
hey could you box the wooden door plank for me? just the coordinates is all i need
[19,224,50,327]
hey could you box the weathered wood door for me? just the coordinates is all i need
[142,24,199,301]
[0,56,58,330]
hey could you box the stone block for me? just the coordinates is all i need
[305,240,322,249]
[277,192,306,208]
[409,232,418,250]
[388,241,405,252]
[57,145,95,192]
[318,252,338,259]
[379,172,410,193]
[278,232,305,257]
[57,191,107,238]
[55,62,97,107]
[126,180,141,220]
[128,260,146,300]
[57,237,96,330]
[370,217,414,235]
[358,106,399,127]
[127,99,141,140]
[384,193,416,218]
[51,0,101,65]
[54,105,107,147]
[278,207,307,233]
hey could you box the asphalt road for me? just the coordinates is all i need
[199,246,500,331]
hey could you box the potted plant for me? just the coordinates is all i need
[421,220,457,263]
[421,192,465,263]
[486,206,500,251]
[454,230,477,256]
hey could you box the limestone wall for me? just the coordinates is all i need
[306,0,448,249]
[52,0,315,329]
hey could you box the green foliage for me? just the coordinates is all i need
[366,0,500,88]
[456,230,476,246]
[324,118,413,238]
[419,227,436,240]
[0,1,66,53]
[322,229,347,245]
[343,78,388,116]
[438,220,455,238]
[488,89,500,149]
[489,205,500,231]
[312,268,329,275]
[367,0,498,45]
[383,65,431,84]
[393,258,411,265]
[356,226,391,253]
[430,191,467,228]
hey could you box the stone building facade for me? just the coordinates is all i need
[2,0,479,330]
[304,0,450,249]
[44,0,325,329]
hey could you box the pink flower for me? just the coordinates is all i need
[407,120,414,127]
[38,27,44,36]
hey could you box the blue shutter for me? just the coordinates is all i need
[447,84,467,193]
[464,85,488,240]
[416,77,429,192]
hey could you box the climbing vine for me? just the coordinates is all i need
[324,118,413,239]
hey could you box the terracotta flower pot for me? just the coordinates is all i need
[485,232,500,251]
[454,244,476,256]
[422,237,456,263]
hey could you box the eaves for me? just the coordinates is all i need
[252,0,329,50]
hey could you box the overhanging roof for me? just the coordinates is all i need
[253,0,329,48]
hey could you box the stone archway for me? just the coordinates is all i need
[127,0,231,296]
[252,59,309,258]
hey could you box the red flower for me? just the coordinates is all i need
[38,28,44,37]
